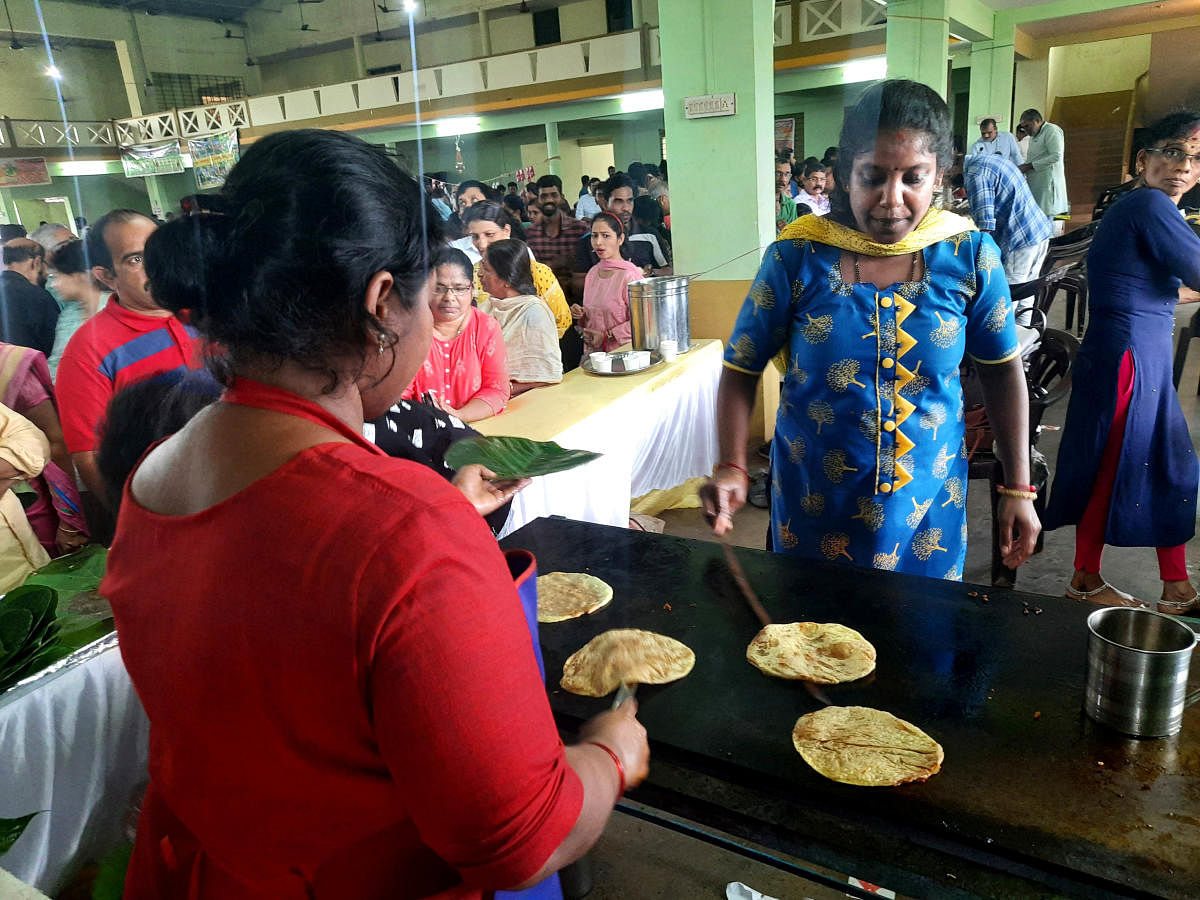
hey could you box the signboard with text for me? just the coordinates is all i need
[188,131,240,190]
[121,141,185,178]
[0,158,51,187]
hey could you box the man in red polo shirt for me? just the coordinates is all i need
[55,209,208,534]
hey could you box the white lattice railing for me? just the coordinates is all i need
[774,3,793,46]
[114,112,180,146]
[798,0,886,42]
[177,101,250,139]
[8,120,117,148]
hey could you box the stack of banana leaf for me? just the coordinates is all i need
[0,545,111,696]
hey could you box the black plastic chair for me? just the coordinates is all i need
[971,327,1079,586]
[1036,235,1092,336]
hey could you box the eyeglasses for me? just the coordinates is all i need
[1145,147,1200,165]
[433,284,473,296]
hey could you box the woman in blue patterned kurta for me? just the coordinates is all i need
[702,81,1040,579]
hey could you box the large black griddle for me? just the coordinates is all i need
[502,518,1200,899]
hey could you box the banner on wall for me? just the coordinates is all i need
[121,141,185,178]
[188,131,240,190]
[0,158,51,187]
[774,118,796,156]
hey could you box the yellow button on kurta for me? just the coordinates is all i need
[883,420,896,432]
[880,297,893,308]
[882,358,894,369]
[879,483,892,493]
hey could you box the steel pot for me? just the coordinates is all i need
[629,276,690,353]
[1084,606,1197,738]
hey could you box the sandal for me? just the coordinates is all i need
[1065,580,1147,608]
[1158,587,1198,615]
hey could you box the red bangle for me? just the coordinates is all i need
[715,462,750,480]
[998,484,1037,494]
[586,741,626,797]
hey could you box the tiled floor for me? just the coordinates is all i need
[581,297,1200,899]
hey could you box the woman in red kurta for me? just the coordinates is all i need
[403,246,509,422]
[102,129,648,900]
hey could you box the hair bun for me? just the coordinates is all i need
[144,214,238,320]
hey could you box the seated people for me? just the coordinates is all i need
[403,246,510,421]
[478,239,563,397]
[462,202,572,337]
[0,402,52,591]
[0,341,88,554]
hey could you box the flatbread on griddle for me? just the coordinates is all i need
[792,706,943,786]
[537,572,613,622]
[747,622,876,684]
[560,628,695,697]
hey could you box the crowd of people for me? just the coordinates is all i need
[0,74,1197,895]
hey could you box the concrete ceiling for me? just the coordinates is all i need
[1017,0,1200,37]
[67,0,265,23]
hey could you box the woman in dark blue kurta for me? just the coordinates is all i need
[1045,111,1200,613]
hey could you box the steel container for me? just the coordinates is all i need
[1084,607,1197,737]
[629,276,690,353]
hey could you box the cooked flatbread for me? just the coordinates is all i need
[560,628,695,697]
[537,572,613,622]
[747,622,876,684]
[792,706,943,786]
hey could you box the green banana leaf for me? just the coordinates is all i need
[25,545,108,605]
[0,547,113,695]
[0,608,32,654]
[0,812,40,855]
[444,436,602,480]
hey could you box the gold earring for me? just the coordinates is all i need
[378,334,387,355]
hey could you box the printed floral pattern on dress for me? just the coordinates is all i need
[851,497,885,532]
[749,280,776,316]
[808,399,834,434]
[801,314,834,343]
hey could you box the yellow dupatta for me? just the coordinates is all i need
[768,208,976,375]
[778,207,975,256]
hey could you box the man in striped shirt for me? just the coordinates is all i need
[957,153,1053,286]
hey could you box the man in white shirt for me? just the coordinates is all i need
[1018,109,1069,226]
[969,118,1024,168]
[575,179,602,220]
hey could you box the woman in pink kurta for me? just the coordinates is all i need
[572,212,644,357]
[403,247,510,422]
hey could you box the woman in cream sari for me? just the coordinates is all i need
[479,239,563,397]
[701,80,1039,579]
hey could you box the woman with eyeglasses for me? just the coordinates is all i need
[1045,111,1200,613]
[403,245,510,422]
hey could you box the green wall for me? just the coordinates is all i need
[6,174,149,224]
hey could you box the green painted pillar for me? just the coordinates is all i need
[885,0,950,97]
[144,176,168,219]
[0,189,13,225]
[545,121,562,178]
[659,0,775,278]
[967,21,1016,136]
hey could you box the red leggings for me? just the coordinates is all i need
[1074,350,1188,581]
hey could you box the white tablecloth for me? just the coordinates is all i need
[0,636,148,894]
[476,340,722,536]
